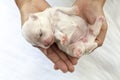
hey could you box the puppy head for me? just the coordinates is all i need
[22,12,54,49]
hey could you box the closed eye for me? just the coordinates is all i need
[39,32,43,37]
[39,30,43,37]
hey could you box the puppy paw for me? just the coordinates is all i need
[73,48,82,58]
[61,34,68,45]
[81,38,88,43]
[97,16,105,23]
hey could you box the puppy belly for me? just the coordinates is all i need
[70,28,88,43]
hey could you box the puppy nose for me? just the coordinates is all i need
[44,38,54,46]
[44,43,50,47]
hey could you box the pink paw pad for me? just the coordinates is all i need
[98,16,105,23]
[74,48,82,58]
[61,34,67,45]
[81,38,88,43]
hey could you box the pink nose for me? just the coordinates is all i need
[44,38,54,47]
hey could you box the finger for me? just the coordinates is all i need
[54,61,68,73]
[96,20,108,47]
[37,46,47,55]
[52,44,74,72]
[47,47,69,73]
[38,46,61,62]
[38,45,68,72]
[68,56,79,65]
[54,65,59,70]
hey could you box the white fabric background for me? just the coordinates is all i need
[0,0,120,80]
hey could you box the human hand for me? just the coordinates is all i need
[16,0,78,73]
[73,0,108,47]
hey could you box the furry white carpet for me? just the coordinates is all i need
[0,0,120,80]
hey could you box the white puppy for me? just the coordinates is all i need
[22,6,105,58]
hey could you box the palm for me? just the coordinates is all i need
[75,0,107,46]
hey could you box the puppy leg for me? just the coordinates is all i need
[67,42,85,58]
[54,29,68,45]
[88,16,105,42]
[89,16,105,36]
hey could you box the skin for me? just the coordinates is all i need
[16,0,107,73]
[74,0,107,46]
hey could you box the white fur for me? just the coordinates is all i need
[22,6,104,57]
[22,11,54,49]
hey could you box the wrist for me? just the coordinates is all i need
[74,0,106,7]
[15,0,30,9]
[97,0,106,8]
[15,0,50,24]
[73,0,106,24]
[16,0,50,11]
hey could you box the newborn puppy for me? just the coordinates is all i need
[22,6,105,58]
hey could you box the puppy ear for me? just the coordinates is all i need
[29,14,38,21]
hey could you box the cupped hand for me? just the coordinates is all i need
[16,0,78,73]
[73,0,108,47]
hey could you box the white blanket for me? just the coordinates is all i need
[0,0,120,80]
